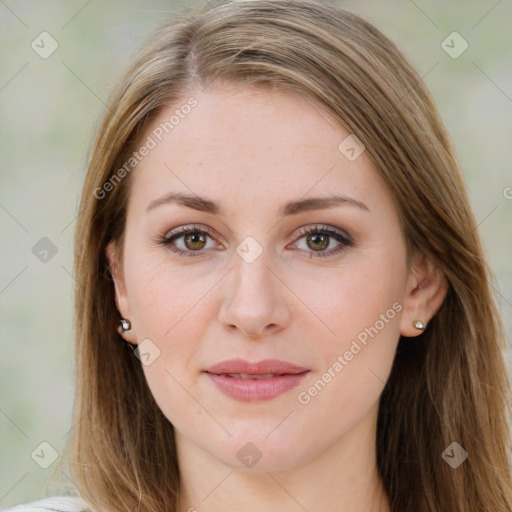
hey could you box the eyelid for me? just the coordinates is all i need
[161,223,351,244]
[163,223,217,239]
[292,224,352,244]
[162,223,222,252]
[156,223,353,258]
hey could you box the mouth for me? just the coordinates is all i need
[204,359,310,402]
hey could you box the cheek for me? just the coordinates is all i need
[126,248,219,338]
[291,245,405,419]
[125,255,218,413]
[291,244,406,351]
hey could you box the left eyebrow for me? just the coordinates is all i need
[145,192,370,215]
[280,195,370,215]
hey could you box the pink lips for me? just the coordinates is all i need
[204,358,310,402]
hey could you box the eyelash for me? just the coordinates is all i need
[155,224,353,259]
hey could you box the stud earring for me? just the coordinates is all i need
[412,319,425,330]
[118,318,131,332]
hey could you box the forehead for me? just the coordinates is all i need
[127,84,387,217]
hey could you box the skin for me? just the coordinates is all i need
[107,83,448,512]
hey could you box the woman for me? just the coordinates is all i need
[7,0,512,511]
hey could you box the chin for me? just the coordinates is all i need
[203,428,314,473]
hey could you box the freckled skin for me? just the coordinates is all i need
[107,84,445,512]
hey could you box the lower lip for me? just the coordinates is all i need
[205,372,309,402]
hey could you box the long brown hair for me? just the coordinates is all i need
[65,1,512,510]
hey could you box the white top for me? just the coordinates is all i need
[2,496,88,512]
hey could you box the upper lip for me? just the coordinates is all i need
[205,358,309,375]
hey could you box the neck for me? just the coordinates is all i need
[175,404,390,512]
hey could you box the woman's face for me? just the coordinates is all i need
[108,83,418,472]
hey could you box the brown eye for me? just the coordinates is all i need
[183,232,208,251]
[156,225,218,257]
[305,232,329,252]
[292,225,353,258]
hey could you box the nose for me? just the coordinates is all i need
[217,250,291,338]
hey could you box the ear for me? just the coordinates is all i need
[400,252,449,337]
[106,241,137,345]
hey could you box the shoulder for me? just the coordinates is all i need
[2,496,89,512]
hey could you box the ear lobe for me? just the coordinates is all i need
[400,253,449,337]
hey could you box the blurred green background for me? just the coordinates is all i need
[1,0,511,507]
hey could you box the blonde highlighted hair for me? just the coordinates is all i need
[64,1,512,510]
